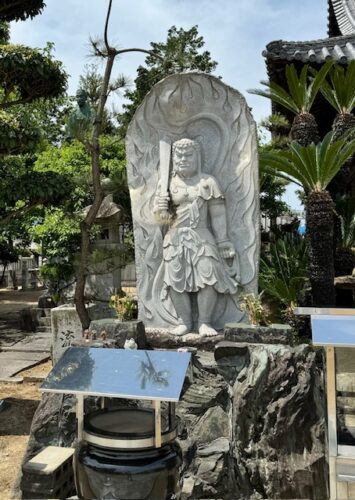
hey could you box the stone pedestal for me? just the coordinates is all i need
[224,322,295,345]
[51,304,113,364]
[89,318,147,349]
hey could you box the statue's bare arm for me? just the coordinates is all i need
[153,180,171,224]
[209,199,235,259]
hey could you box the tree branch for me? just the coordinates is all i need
[115,48,164,61]
[0,96,33,109]
[104,0,113,52]
[0,203,38,226]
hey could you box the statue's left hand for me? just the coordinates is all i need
[217,241,235,259]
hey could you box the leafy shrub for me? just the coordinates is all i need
[109,293,137,321]
[260,234,308,311]
[240,293,269,326]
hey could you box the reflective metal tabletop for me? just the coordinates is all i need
[311,315,355,347]
[41,347,191,401]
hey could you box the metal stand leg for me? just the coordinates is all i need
[154,400,162,448]
[327,347,338,499]
[169,402,176,431]
[77,395,84,442]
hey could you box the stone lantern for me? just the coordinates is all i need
[84,178,123,303]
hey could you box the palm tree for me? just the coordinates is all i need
[260,132,355,306]
[318,61,355,140]
[249,62,333,146]
[334,195,355,276]
[317,61,355,194]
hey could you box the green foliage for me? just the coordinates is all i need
[240,293,269,326]
[34,136,130,216]
[317,61,355,114]
[79,65,103,108]
[260,113,290,132]
[109,293,137,321]
[0,107,43,154]
[0,0,45,22]
[0,43,67,108]
[39,261,75,303]
[249,62,333,115]
[31,134,132,295]
[260,234,308,308]
[119,25,217,135]
[335,195,355,249]
[260,132,355,192]
[0,94,72,153]
[32,208,81,300]
[76,65,128,136]
[259,171,290,220]
[0,1,74,286]
[0,21,9,43]
[0,237,18,264]
[258,139,290,221]
[0,154,72,224]
[30,209,81,262]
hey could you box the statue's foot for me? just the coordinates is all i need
[171,324,190,336]
[199,323,218,336]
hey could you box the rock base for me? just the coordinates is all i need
[89,319,148,349]
[21,323,327,499]
[225,322,295,345]
[145,327,224,351]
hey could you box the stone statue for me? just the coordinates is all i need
[154,138,239,336]
[126,73,259,333]
[66,88,95,140]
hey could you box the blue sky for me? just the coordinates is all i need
[10,0,328,209]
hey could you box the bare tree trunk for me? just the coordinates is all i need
[74,51,115,329]
[306,190,336,306]
[0,263,7,286]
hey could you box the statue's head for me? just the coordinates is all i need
[76,88,88,107]
[172,138,201,178]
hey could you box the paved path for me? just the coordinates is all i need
[0,288,51,381]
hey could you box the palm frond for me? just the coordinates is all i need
[248,80,300,114]
[260,132,355,192]
[316,61,355,114]
[285,64,306,111]
[307,60,333,110]
[335,195,355,248]
[250,62,332,117]
[260,234,308,307]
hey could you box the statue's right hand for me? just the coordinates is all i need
[157,194,170,214]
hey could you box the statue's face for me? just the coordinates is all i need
[173,146,198,177]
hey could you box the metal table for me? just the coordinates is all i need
[295,307,355,499]
[41,347,191,448]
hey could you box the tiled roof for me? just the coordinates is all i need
[330,0,355,35]
[263,34,355,64]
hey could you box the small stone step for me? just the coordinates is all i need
[37,326,50,332]
[22,446,76,499]
[38,317,51,327]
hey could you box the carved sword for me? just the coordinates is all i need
[159,137,171,221]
